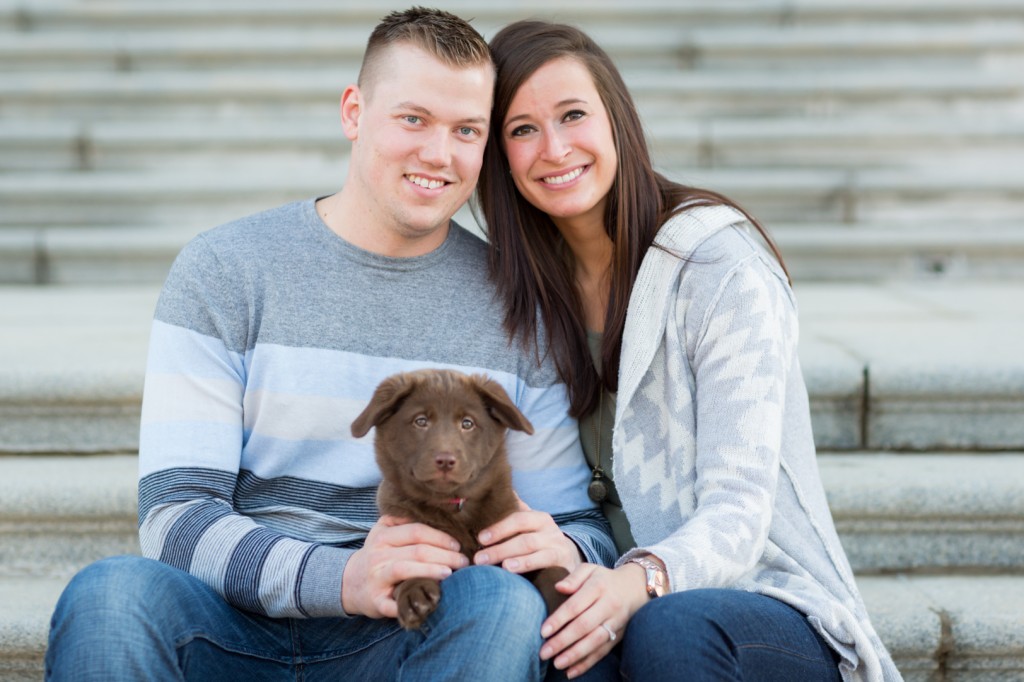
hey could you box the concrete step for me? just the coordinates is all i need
[4,115,1021,173]
[1,165,1021,230]
[2,452,1021,579]
[647,116,1024,172]
[1,281,1023,454]
[0,67,1020,122]
[2,22,1020,73]
[860,574,1024,681]
[0,570,1019,681]
[0,286,156,454]
[3,0,1022,33]
[0,455,138,579]
[5,221,1024,286]
[821,453,1024,573]
[674,23,1024,70]
[773,224,1024,281]
[2,450,1023,679]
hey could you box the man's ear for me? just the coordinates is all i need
[340,84,362,141]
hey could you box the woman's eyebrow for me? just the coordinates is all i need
[505,98,588,127]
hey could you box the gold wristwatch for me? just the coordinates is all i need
[627,555,667,599]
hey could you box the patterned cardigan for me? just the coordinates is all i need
[611,204,901,681]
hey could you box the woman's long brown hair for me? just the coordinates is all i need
[477,21,787,419]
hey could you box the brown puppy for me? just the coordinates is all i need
[351,368,569,630]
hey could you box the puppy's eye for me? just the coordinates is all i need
[461,418,475,431]
[414,416,429,428]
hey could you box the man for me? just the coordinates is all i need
[45,8,614,681]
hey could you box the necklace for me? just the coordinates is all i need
[587,390,609,503]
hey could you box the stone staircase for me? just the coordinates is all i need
[2,1,1023,680]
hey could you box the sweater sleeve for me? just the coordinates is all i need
[643,252,798,591]
[138,236,352,619]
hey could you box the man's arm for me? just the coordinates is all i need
[138,236,358,618]
[138,236,466,619]
[497,378,618,569]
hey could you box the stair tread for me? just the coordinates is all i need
[2,572,1022,677]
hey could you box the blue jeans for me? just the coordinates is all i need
[620,589,841,681]
[46,555,576,681]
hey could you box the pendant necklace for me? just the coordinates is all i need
[588,390,610,503]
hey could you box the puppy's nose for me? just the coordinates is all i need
[434,452,456,471]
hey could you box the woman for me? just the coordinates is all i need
[477,20,900,682]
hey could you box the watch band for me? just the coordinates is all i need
[627,555,667,599]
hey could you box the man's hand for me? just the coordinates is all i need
[473,498,583,575]
[341,515,468,618]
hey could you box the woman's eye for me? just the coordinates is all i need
[461,418,475,430]
[509,125,533,138]
[414,416,428,427]
[564,109,586,122]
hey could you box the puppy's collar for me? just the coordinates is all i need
[447,497,466,512]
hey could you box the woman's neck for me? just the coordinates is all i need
[555,217,613,333]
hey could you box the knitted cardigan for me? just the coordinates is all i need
[611,205,901,681]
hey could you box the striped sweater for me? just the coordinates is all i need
[138,198,615,619]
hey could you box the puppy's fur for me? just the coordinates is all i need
[351,369,569,630]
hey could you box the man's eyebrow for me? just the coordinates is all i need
[394,101,488,125]
[504,98,588,128]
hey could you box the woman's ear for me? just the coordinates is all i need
[340,84,362,141]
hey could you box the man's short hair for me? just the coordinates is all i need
[358,7,492,93]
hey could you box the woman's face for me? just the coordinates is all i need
[501,57,617,234]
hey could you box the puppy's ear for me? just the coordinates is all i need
[351,374,418,438]
[471,375,534,435]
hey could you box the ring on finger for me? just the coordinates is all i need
[599,622,617,642]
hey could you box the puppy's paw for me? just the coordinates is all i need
[532,566,570,614]
[395,578,442,630]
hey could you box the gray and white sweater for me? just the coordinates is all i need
[138,198,615,619]
[612,205,901,681]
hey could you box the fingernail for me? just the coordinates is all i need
[506,559,520,570]
[479,530,492,543]
[540,623,552,638]
[540,645,552,660]
[458,555,469,567]
[438,567,452,578]
[450,541,460,551]
[475,552,488,565]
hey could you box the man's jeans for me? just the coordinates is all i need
[46,555,562,681]
[620,588,843,681]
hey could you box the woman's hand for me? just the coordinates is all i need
[341,515,469,618]
[539,562,650,679]
[473,498,583,574]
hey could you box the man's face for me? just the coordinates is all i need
[342,44,494,254]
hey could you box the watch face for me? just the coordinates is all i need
[634,557,667,598]
[651,568,666,597]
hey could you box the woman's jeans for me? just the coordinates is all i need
[46,555,563,681]
[620,588,842,681]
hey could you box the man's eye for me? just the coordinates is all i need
[458,126,476,136]
[404,116,422,125]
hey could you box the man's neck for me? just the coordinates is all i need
[315,192,450,258]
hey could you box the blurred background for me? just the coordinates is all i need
[2,0,1022,284]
